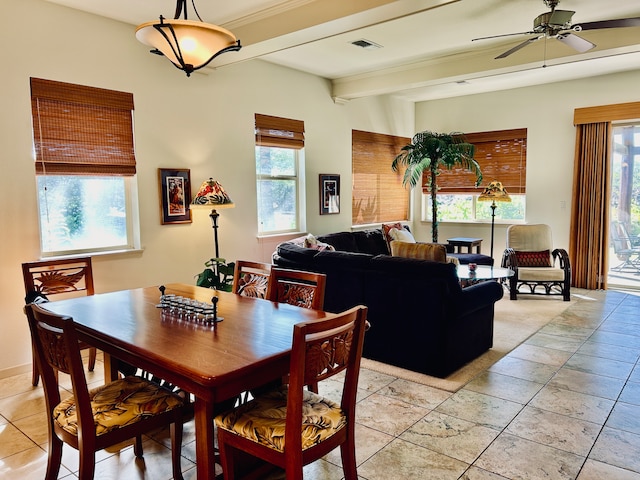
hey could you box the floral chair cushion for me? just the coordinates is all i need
[236,272,270,298]
[214,386,345,452]
[53,376,184,437]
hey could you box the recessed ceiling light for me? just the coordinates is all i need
[351,39,382,50]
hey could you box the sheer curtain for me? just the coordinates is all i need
[571,102,640,289]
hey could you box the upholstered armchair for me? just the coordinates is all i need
[501,224,571,301]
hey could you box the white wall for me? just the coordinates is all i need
[413,70,640,259]
[0,0,414,376]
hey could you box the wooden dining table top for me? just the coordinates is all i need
[41,283,335,479]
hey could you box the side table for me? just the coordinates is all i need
[447,237,483,254]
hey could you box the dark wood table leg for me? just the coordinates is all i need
[195,397,216,480]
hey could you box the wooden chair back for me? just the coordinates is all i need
[216,305,368,480]
[22,257,97,386]
[266,267,326,310]
[24,303,185,480]
[232,260,272,299]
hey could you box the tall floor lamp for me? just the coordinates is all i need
[478,180,511,261]
[191,178,234,259]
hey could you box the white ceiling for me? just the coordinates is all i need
[44,0,640,102]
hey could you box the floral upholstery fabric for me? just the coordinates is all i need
[515,250,552,267]
[214,386,345,452]
[53,376,184,437]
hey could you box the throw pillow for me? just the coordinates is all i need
[303,233,335,252]
[389,227,416,243]
[382,222,403,253]
[390,241,447,263]
[515,250,552,267]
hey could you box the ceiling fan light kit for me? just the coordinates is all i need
[135,0,241,76]
[472,0,640,60]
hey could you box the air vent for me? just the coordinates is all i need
[351,39,382,50]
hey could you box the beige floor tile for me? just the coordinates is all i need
[358,437,468,480]
[400,411,500,464]
[0,423,38,459]
[529,385,615,424]
[376,378,452,410]
[12,411,50,446]
[356,368,396,392]
[435,389,523,430]
[0,372,36,400]
[606,402,640,435]
[539,322,595,341]
[488,355,558,384]
[0,444,73,479]
[564,353,635,379]
[474,433,584,480]
[508,343,574,367]
[589,330,640,349]
[355,393,429,436]
[465,371,544,404]
[590,427,640,474]
[460,466,511,479]
[620,381,640,405]
[325,423,393,468]
[525,332,585,353]
[576,340,640,363]
[506,406,600,456]
[577,459,640,479]
[548,367,626,400]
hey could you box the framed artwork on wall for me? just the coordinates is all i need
[158,168,192,224]
[319,174,340,215]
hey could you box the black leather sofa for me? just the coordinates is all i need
[273,229,504,377]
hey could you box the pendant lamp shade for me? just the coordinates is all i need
[135,1,241,77]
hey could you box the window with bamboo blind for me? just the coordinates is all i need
[420,128,527,222]
[434,128,527,194]
[255,114,304,234]
[29,78,139,256]
[352,130,410,226]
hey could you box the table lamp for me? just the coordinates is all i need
[191,178,235,258]
[478,180,511,260]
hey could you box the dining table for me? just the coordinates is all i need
[42,282,334,480]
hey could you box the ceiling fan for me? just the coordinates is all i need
[472,0,640,59]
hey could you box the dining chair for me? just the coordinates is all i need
[266,267,327,310]
[22,257,98,386]
[25,303,186,480]
[215,305,368,480]
[232,260,272,298]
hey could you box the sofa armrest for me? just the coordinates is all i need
[454,281,504,318]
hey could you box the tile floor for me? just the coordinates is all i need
[2,289,640,479]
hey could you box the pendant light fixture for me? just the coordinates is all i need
[135,0,241,77]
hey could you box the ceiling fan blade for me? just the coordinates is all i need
[495,35,543,59]
[574,17,640,31]
[556,32,595,53]
[472,31,536,42]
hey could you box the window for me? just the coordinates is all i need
[352,130,410,226]
[423,128,527,222]
[30,78,139,256]
[255,114,304,235]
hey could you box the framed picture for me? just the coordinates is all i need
[158,168,192,225]
[319,174,340,215]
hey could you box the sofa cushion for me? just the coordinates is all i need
[390,241,446,262]
[352,229,388,255]
[315,232,359,252]
[303,234,335,251]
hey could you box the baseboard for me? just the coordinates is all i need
[0,363,31,380]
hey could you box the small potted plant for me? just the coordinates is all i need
[195,257,235,291]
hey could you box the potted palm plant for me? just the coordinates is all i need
[392,130,482,242]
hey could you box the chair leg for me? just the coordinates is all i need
[31,349,40,386]
[170,420,184,480]
[340,437,358,480]
[45,435,63,480]
[87,347,97,372]
[307,381,319,394]
[133,435,144,458]
[78,446,96,480]
[217,431,236,480]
